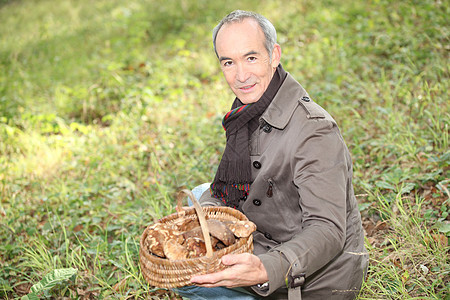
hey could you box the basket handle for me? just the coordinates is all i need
[177,189,214,258]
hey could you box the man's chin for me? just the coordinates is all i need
[232,89,260,104]
[237,95,259,104]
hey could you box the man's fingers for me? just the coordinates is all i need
[221,254,238,266]
[191,272,224,284]
[191,253,263,287]
[221,253,251,265]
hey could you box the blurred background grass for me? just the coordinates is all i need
[0,0,448,298]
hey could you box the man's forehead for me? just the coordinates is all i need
[218,18,261,37]
[216,19,266,55]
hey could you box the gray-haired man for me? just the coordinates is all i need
[175,10,368,300]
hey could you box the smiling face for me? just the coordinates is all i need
[215,18,281,104]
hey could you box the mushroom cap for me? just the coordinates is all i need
[145,222,183,257]
[205,219,236,246]
[176,218,200,232]
[224,220,257,238]
[163,239,189,260]
[185,237,207,258]
[182,219,236,246]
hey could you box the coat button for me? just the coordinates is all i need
[253,161,262,169]
[301,96,310,102]
[262,123,272,133]
[253,199,261,206]
[264,232,272,240]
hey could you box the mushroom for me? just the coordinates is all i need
[224,220,257,238]
[176,218,200,232]
[207,219,236,246]
[185,237,207,258]
[144,217,255,259]
[144,222,183,257]
[183,219,236,247]
[163,239,189,260]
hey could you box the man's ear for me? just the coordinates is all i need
[271,44,281,68]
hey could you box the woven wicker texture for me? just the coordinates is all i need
[139,189,254,288]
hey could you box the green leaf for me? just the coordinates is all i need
[376,181,395,190]
[21,268,77,299]
[438,222,450,234]
[358,202,372,211]
[21,294,40,300]
[400,183,416,194]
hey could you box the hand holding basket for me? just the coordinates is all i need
[139,189,255,288]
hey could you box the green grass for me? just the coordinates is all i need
[0,0,449,299]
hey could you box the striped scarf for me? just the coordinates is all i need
[210,64,287,208]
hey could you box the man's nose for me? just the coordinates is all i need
[236,63,250,82]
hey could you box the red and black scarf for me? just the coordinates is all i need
[211,64,287,208]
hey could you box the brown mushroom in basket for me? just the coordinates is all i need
[183,219,236,247]
[163,239,189,260]
[144,222,183,257]
[224,220,257,238]
[176,218,200,232]
[185,237,207,258]
[207,219,236,246]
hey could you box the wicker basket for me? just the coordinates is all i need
[139,189,254,288]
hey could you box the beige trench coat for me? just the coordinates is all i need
[199,73,368,299]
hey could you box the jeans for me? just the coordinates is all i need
[174,285,261,300]
[174,183,261,300]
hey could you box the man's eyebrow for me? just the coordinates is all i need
[244,50,259,56]
[219,56,232,62]
[218,51,260,62]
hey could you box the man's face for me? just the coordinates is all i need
[215,19,281,104]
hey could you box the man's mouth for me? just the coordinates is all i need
[238,83,256,91]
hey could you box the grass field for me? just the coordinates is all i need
[0,0,448,299]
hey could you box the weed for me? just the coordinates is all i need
[0,0,448,299]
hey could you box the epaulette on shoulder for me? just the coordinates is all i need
[297,96,326,119]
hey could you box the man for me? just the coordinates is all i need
[176,10,368,300]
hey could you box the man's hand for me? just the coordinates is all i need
[190,253,268,288]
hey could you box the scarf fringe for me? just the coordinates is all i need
[211,182,250,208]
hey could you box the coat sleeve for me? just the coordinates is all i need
[253,117,349,295]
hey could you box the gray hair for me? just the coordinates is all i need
[212,10,277,59]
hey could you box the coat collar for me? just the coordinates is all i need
[260,73,308,130]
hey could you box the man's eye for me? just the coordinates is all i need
[223,61,232,67]
[247,57,257,62]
